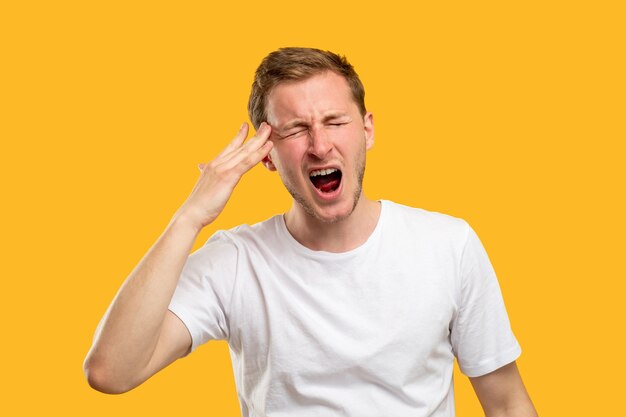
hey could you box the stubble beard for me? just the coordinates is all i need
[281,147,367,224]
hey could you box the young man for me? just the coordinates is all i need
[84,47,537,417]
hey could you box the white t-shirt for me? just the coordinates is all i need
[168,200,521,417]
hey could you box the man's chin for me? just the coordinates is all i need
[294,192,361,224]
[311,210,350,224]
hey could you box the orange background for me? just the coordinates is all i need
[1,1,624,415]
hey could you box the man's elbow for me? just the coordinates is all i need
[485,400,538,417]
[83,356,136,395]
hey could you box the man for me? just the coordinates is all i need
[84,47,537,416]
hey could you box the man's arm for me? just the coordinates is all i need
[83,123,273,394]
[469,361,538,417]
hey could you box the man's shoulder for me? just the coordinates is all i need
[204,214,284,249]
[380,201,472,258]
[382,200,469,231]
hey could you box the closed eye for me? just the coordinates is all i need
[278,129,308,139]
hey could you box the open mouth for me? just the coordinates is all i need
[309,168,342,193]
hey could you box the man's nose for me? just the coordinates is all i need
[307,125,333,159]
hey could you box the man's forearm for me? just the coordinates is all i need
[83,215,200,391]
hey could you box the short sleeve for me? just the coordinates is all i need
[450,223,521,377]
[168,232,238,353]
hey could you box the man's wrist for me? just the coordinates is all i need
[168,211,204,237]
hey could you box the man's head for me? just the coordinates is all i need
[249,47,374,225]
[248,47,366,129]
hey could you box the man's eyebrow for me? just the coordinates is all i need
[280,119,308,131]
[321,112,351,122]
[279,112,351,131]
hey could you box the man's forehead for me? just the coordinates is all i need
[265,72,356,124]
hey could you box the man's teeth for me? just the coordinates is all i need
[310,168,338,177]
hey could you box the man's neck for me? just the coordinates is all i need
[283,196,381,253]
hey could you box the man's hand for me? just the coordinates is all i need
[174,122,273,231]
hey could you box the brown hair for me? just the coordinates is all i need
[247,47,366,128]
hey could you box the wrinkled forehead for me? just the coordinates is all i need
[265,71,357,125]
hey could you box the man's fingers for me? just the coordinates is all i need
[218,122,272,163]
[249,122,272,144]
[246,140,274,168]
[222,139,273,173]
[200,122,272,177]
[215,123,250,160]
[239,122,273,154]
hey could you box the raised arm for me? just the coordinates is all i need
[83,123,273,394]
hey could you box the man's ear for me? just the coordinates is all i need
[364,112,374,150]
[263,153,276,171]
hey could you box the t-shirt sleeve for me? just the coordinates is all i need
[168,232,238,353]
[450,222,521,377]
